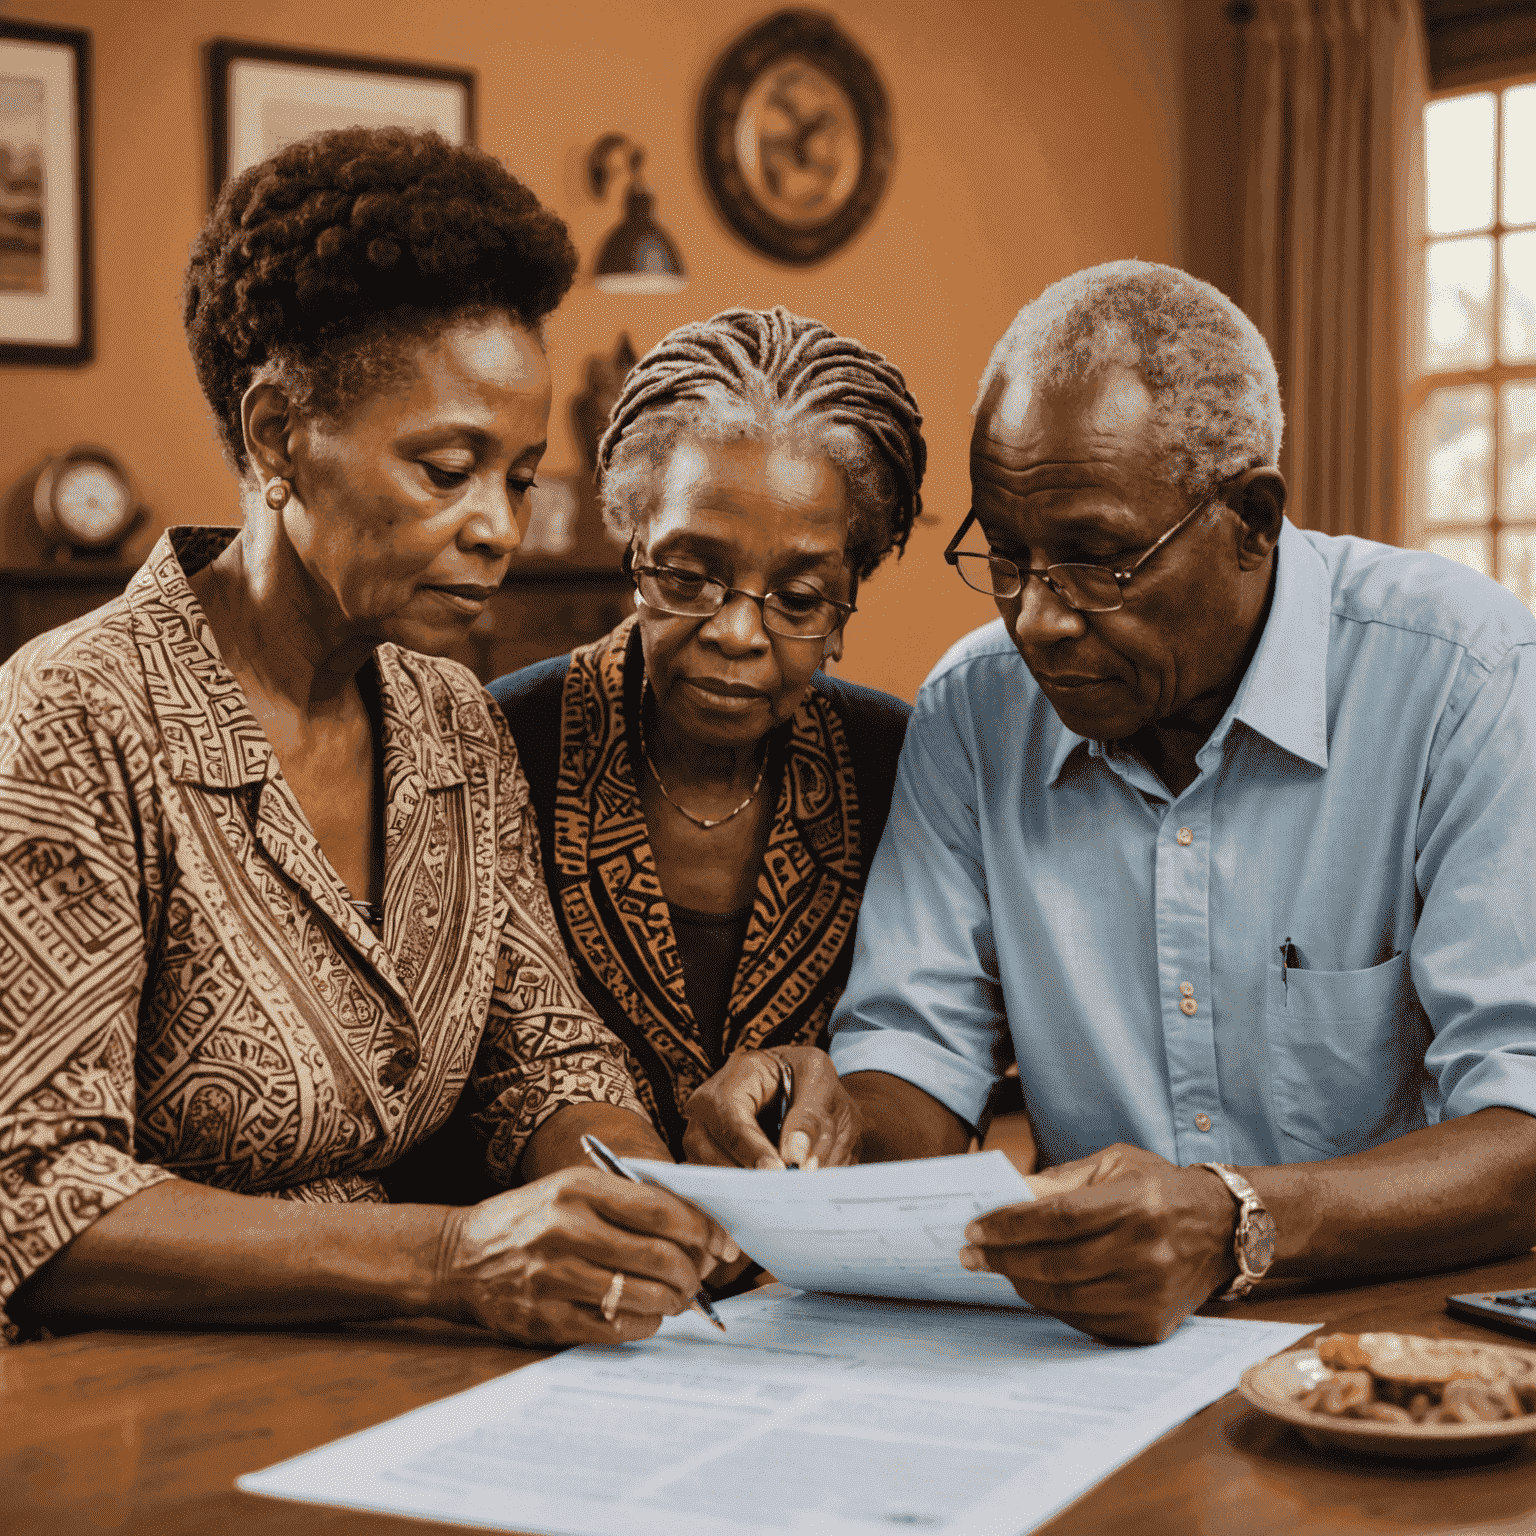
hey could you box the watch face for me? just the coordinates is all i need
[53,458,133,544]
[1241,1207,1278,1276]
[734,56,863,229]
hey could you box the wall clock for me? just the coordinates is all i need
[696,9,893,266]
[31,445,142,554]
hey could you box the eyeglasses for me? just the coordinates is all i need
[942,489,1219,613]
[632,564,855,641]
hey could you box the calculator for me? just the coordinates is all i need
[1445,1287,1536,1343]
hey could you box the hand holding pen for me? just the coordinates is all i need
[581,1134,729,1333]
[679,1045,863,1171]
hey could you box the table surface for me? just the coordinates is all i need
[5,1255,1535,1536]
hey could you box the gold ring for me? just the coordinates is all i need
[600,1270,626,1323]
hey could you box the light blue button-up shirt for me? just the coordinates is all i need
[830,520,1536,1169]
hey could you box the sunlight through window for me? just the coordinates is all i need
[1411,81,1536,609]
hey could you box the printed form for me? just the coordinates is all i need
[241,1288,1315,1536]
[241,1158,1314,1534]
[622,1149,1040,1308]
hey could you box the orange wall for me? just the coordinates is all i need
[0,0,1196,700]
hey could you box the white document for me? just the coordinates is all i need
[241,1288,1316,1536]
[622,1149,1038,1308]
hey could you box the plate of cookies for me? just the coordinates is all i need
[1238,1332,1536,1459]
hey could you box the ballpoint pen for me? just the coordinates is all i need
[772,1054,799,1168]
[579,1133,728,1333]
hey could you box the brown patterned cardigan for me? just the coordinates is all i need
[0,528,644,1336]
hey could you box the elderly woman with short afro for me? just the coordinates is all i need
[0,126,732,1348]
[490,306,927,1224]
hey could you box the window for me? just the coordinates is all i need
[1410,81,1536,607]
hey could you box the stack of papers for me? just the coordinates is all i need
[241,1153,1316,1535]
[242,1288,1314,1535]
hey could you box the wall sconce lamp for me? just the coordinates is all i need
[586,133,687,295]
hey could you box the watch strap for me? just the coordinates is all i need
[1196,1161,1270,1302]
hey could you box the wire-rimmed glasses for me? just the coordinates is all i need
[942,490,1219,613]
[632,564,855,641]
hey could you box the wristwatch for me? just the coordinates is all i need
[1196,1162,1276,1301]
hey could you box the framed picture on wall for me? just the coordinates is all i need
[0,20,91,365]
[206,40,475,201]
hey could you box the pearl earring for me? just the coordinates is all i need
[263,477,291,511]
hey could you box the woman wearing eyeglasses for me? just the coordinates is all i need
[485,307,926,1185]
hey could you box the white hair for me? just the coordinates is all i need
[974,260,1284,500]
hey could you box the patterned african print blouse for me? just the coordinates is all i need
[491,617,909,1156]
[0,528,643,1334]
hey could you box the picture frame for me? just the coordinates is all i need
[0,20,91,366]
[696,9,893,267]
[206,39,476,203]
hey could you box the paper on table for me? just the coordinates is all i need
[622,1148,1037,1308]
[240,1287,1318,1536]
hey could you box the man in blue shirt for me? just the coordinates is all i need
[687,259,1536,1342]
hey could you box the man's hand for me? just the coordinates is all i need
[958,1143,1238,1344]
[683,1047,860,1170]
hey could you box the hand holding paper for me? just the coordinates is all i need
[959,1141,1241,1342]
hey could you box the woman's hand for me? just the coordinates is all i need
[682,1047,860,1171]
[437,1167,735,1346]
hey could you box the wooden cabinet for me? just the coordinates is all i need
[0,563,140,663]
[0,565,633,684]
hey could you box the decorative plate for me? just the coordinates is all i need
[696,9,892,266]
[1239,1346,1536,1460]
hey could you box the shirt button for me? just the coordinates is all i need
[1179,982,1195,997]
[1195,1112,1213,1132]
[1180,997,1198,1015]
[1176,827,1194,846]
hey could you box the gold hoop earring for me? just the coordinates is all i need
[263,477,291,511]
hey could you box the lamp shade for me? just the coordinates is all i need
[593,184,687,295]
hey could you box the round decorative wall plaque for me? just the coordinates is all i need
[696,9,893,266]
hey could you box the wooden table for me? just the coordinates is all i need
[4,1253,1535,1536]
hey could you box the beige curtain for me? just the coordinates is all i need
[1239,0,1428,544]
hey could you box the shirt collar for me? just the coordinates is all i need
[132,526,466,791]
[1046,722,1092,786]
[131,527,272,788]
[1046,517,1330,786]
[1229,517,1330,770]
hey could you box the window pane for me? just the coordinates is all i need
[1501,381,1536,523]
[1496,529,1536,610]
[1503,83,1536,227]
[1419,384,1493,525]
[1426,93,1495,234]
[1425,237,1494,370]
[1425,530,1493,577]
[1503,231,1536,362]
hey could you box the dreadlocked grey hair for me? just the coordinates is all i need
[597,306,926,581]
[974,260,1284,503]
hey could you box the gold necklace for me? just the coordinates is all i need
[638,691,767,830]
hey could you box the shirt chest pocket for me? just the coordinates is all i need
[1264,951,1432,1161]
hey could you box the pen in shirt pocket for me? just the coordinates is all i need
[1279,936,1302,995]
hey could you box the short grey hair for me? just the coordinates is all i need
[974,260,1284,501]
